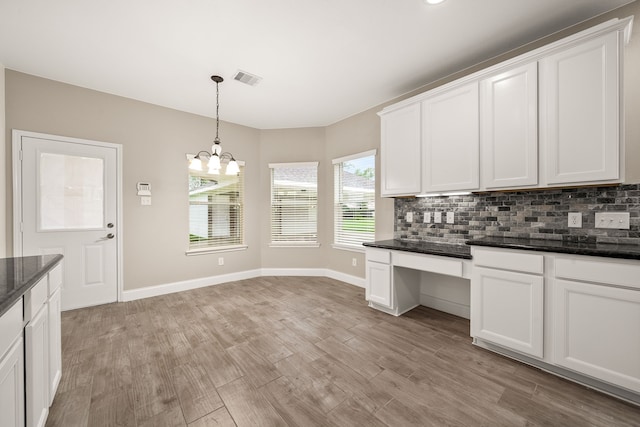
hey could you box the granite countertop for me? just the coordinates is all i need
[0,254,64,317]
[466,236,640,260]
[363,239,472,259]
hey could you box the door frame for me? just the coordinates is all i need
[12,129,124,303]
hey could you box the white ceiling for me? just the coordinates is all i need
[0,0,635,129]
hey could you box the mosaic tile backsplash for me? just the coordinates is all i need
[395,184,640,245]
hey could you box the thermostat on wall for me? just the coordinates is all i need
[137,182,151,196]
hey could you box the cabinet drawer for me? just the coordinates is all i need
[24,276,48,322]
[555,257,640,290]
[48,263,62,295]
[393,251,463,277]
[0,299,23,355]
[366,249,390,264]
[473,247,543,274]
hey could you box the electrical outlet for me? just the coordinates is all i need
[446,212,455,224]
[568,212,582,228]
[423,212,431,223]
[405,212,413,222]
[595,212,630,229]
[352,258,357,267]
[218,257,224,266]
[434,212,442,224]
[141,196,152,206]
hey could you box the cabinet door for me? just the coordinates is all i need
[422,82,479,193]
[481,62,538,189]
[366,261,392,309]
[26,306,49,427]
[471,267,544,358]
[540,31,620,185]
[380,103,422,196]
[553,279,640,393]
[0,337,25,427]
[48,288,62,405]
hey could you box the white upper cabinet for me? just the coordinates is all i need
[379,103,422,196]
[422,82,480,193]
[481,62,538,189]
[540,31,621,185]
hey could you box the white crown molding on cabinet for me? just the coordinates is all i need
[121,269,365,302]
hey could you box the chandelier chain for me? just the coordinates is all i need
[215,80,220,142]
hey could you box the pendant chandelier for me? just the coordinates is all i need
[189,75,240,175]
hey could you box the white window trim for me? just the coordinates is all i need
[331,243,366,253]
[332,149,377,165]
[268,161,318,168]
[268,242,321,248]
[185,244,248,256]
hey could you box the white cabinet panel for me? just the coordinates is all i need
[471,266,544,358]
[481,62,538,189]
[366,261,392,309]
[380,103,422,196]
[422,82,479,193]
[541,31,620,185]
[26,306,49,427]
[48,288,62,404]
[553,279,640,393]
[0,337,25,427]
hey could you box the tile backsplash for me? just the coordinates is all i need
[394,184,640,245]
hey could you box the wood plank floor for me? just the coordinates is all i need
[46,276,640,427]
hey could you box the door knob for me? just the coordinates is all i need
[107,223,114,228]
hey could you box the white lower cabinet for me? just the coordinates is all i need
[26,304,49,427]
[366,260,392,309]
[553,278,640,393]
[0,300,25,427]
[48,287,62,404]
[471,266,544,358]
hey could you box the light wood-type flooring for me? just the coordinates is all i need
[46,276,640,427]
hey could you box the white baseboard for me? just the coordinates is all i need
[121,268,365,302]
[420,293,470,319]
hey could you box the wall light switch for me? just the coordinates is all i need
[446,212,455,224]
[423,212,431,223]
[406,212,413,222]
[434,212,442,224]
[595,212,630,229]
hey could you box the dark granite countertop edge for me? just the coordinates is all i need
[363,240,472,260]
[466,238,640,260]
[0,254,64,318]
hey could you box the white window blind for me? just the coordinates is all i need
[188,166,244,250]
[270,162,318,245]
[333,150,376,247]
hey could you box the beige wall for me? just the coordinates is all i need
[259,127,327,269]
[0,64,5,257]
[5,71,261,290]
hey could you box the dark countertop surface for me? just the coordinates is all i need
[363,239,472,259]
[466,236,640,260]
[0,254,63,317]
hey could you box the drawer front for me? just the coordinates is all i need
[48,263,63,295]
[24,276,48,322]
[366,249,391,264]
[393,251,463,277]
[473,247,543,274]
[555,257,640,290]
[0,299,23,355]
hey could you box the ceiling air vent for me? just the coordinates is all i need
[233,70,262,87]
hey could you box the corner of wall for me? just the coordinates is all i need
[0,64,6,257]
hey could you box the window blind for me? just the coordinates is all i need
[333,151,375,247]
[270,162,318,245]
[188,166,244,250]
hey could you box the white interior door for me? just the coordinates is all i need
[15,131,120,310]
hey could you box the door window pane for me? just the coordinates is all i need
[39,153,104,230]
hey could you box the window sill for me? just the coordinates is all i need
[331,244,365,253]
[268,242,320,248]
[185,245,248,256]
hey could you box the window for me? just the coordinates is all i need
[333,150,376,248]
[188,164,244,252]
[270,162,318,246]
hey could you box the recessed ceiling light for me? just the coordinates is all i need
[424,0,446,4]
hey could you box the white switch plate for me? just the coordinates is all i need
[423,212,431,223]
[595,212,630,229]
[434,212,442,224]
[141,196,152,206]
[406,212,413,222]
[568,212,582,228]
[446,212,455,224]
